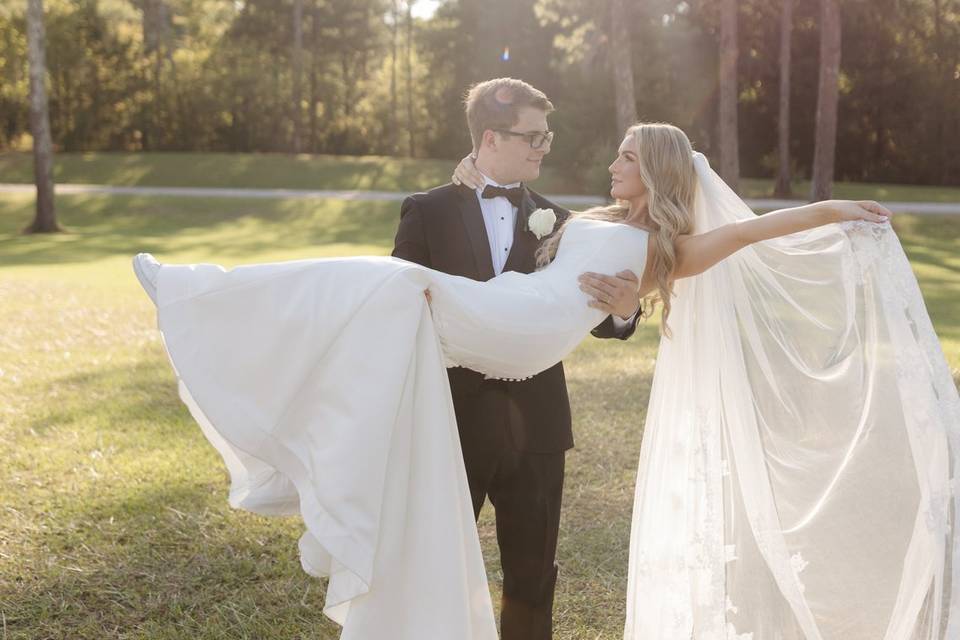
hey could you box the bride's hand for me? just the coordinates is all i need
[829,200,893,224]
[451,154,484,190]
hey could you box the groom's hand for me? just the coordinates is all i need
[579,270,641,320]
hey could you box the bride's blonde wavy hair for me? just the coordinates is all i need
[535,123,697,334]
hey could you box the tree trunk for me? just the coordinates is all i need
[153,45,163,147]
[774,0,793,198]
[390,0,399,154]
[272,64,282,150]
[341,53,351,117]
[933,0,948,184]
[25,0,59,234]
[309,0,319,152]
[609,0,637,136]
[811,0,841,201]
[291,0,303,154]
[871,11,887,180]
[405,0,415,157]
[142,0,165,150]
[718,0,740,192]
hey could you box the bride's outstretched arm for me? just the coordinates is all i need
[671,200,893,280]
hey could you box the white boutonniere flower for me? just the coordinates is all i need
[527,207,558,240]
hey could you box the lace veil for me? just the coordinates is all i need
[625,152,960,639]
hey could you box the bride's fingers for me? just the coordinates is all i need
[452,154,484,190]
[453,169,481,189]
[861,208,890,223]
[858,200,893,219]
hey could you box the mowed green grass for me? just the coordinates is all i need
[0,193,957,639]
[0,151,567,195]
[2,151,960,203]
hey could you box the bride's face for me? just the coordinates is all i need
[608,136,648,202]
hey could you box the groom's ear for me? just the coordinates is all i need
[479,129,498,152]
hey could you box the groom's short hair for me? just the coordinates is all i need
[465,78,554,152]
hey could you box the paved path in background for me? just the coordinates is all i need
[1,183,958,215]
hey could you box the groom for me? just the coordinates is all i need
[392,77,640,639]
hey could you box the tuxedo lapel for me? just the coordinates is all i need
[503,187,539,274]
[457,186,496,281]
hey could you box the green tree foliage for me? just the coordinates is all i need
[1,0,958,186]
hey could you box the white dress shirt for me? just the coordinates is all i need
[474,173,638,327]
[474,175,520,276]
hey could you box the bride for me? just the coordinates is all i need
[133,123,958,639]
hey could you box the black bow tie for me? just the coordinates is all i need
[481,184,525,208]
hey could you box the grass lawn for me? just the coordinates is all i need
[1,193,958,639]
[2,151,960,203]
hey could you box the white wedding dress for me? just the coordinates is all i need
[152,216,648,639]
[145,153,960,640]
[624,155,960,640]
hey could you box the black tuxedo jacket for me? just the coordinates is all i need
[392,182,639,453]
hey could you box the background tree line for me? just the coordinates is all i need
[3,0,959,192]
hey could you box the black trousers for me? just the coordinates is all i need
[454,382,566,640]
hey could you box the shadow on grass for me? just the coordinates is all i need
[4,358,341,639]
[2,482,340,640]
[22,358,187,438]
[2,343,650,638]
[0,151,585,196]
[898,218,960,273]
[0,195,399,267]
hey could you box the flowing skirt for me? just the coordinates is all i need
[156,256,498,640]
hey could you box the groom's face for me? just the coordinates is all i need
[484,106,552,184]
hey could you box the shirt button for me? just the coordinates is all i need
[500,217,504,220]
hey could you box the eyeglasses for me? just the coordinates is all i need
[493,129,555,150]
